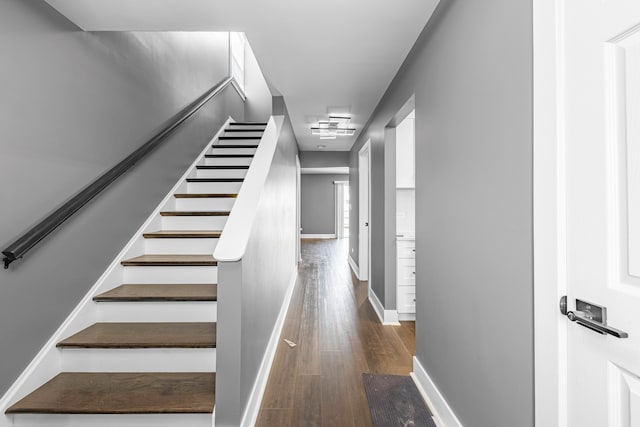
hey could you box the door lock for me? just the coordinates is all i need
[560,296,628,338]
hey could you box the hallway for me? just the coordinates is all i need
[257,239,416,426]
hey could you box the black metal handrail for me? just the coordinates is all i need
[2,77,235,269]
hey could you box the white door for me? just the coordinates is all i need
[563,2,640,424]
[359,141,370,281]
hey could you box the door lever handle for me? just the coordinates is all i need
[560,296,629,338]
[566,310,628,339]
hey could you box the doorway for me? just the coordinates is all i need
[335,181,349,239]
[358,141,371,281]
[395,109,416,321]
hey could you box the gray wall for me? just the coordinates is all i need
[216,105,299,426]
[0,0,257,396]
[299,151,349,168]
[243,40,273,122]
[348,0,534,426]
[301,174,348,235]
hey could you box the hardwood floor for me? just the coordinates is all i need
[256,239,415,427]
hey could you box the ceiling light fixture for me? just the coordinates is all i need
[311,115,356,138]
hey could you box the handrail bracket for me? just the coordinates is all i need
[3,256,14,269]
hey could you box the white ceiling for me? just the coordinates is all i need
[43,0,439,151]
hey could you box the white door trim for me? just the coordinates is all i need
[296,154,302,263]
[358,140,371,282]
[533,1,567,426]
[335,181,347,239]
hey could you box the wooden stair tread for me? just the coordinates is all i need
[160,211,230,216]
[94,284,217,302]
[223,129,264,132]
[143,230,222,238]
[121,255,217,266]
[211,144,259,149]
[218,136,261,140]
[228,122,267,126]
[5,372,215,414]
[205,154,254,158]
[174,193,237,198]
[196,165,249,169]
[186,177,244,182]
[57,322,216,348]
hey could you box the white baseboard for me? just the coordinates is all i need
[398,312,416,321]
[411,357,463,427]
[241,270,298,427]
[368,288,401,326]
[348,255,361,280]
[301,234,336,239]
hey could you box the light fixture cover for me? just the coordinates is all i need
[311,115,355,138]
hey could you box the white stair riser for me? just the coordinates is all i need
[175,198,235,211]
[195,169,247,179]
[223,131,263,137]
[186,181,242,193]
[216,140,260,147]
[144,238,218,255]
[123,266,217,284]
[208,147,256,155]
[229,125,266,130]
[59,348,216,373]
[11,414,213,427]
[203,157,252,166]
[96,301,217,322]
[161,216,228,230]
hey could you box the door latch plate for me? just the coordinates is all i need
[576,299,606,324]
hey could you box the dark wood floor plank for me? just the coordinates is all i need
[296,273,321,375]
[342,350,373,427]
[256,409,291,427]
[291,375,322,426]
[396,321,417,355]
[57,322,216,348]
[6,372,215,414]
[259,342,299,410]
[320,351,355,427]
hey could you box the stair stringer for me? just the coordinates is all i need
[0,118,234,427]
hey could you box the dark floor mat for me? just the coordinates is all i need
[363,373,436,427]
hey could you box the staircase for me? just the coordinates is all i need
[4,121,267,426]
